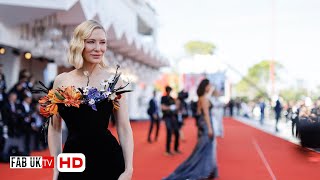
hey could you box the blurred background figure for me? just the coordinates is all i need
[259,97,266,125]
[310,98,320,123]
[284,100,294,124]
[274,98,283,132]
[147,90,160,143]
[241,98,250,119]
[8,69,32,104]
[235,97,241,116]
[176,89,189,141]
[291,100,304,137]
[30,103,47,150]
[298,98,320,148]
[0,64,7,109]
[1,91,24,161]
[227,99,235,117]
[0,64,7,161]
[19,92,34,155]
[161,86,180,155]
[298,105,312,147]
[163,78,218,180]
[211,89,224,137]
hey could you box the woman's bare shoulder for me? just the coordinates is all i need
[53,72,72,88]
[99,67,114,76]
[96,67,116,81]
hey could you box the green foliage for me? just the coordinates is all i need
[310,85,320,100]
[279,88,308,101]
[235,60,283,99]
[184,41,216,55]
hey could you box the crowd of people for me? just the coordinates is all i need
[146,85,320,179]
[227,95,320,148]
[0,68,48,162]
[146,81,225,179]
[284,98,320,148]
[146,85,225,153]
[147,86,189,155]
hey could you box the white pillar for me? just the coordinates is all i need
[44,63,58,86]
[0,53,20,90]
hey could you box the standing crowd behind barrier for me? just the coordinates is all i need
[0,69,47,162]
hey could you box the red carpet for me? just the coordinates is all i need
[218,118,320,180]
[1,117,320,180]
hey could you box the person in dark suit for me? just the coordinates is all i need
[9,80,27,104]
[0,64,7,160]
[19,92,34,155]
[30,104,46,150]
[147,90,160,143]
[176,90,189,141]
[161,86,180,155]
[259,98,266,125]
[0,64,7,110]
[1,91,26,160]
[310,98,320,123]
[228,99,235,117]
[2,92,23,138]
[274,98,283,132]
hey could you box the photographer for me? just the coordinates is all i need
[161,86,181,155]
[1,92,24,161]
[19,92,35,155]
[176,89,189,141]
[0,64,6,109]
[147,90,160,143]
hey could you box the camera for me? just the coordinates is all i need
[178,90,188,100]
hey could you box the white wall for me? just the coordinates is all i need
[0,53,20,91]
[127,82,154,120]
[0,22,20,47]
[98,0,137,42]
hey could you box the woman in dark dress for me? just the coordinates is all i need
[41,20,134,180]
[163,79,218,180]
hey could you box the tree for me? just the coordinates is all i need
[184,40,216,55]
[279,88,308,102]
[235,60,283,99]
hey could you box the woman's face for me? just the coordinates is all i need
[82,28,107,64]
[205,83,212,93]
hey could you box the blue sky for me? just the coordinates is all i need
[151,0,320,89]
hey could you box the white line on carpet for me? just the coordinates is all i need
[252,138,277,180]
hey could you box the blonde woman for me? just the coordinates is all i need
[39,20,133,180]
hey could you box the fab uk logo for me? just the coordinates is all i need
[10,156,54,169]
[10,153,85,172]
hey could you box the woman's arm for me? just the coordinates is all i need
[48,74,63,180]
[176,99,182,113]
[114,93,134,179]
[161,104,170,111]
[48,115,62,180]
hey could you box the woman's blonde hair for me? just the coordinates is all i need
[68,20,107,69]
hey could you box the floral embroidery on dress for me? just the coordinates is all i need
[33,65,131,118]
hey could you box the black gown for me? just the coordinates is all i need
[57,98,125,179]
[163,102,218,180]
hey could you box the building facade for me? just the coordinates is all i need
[0,0,168,120]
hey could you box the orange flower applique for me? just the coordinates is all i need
[38,86,82,118]
[60,86,82,107]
